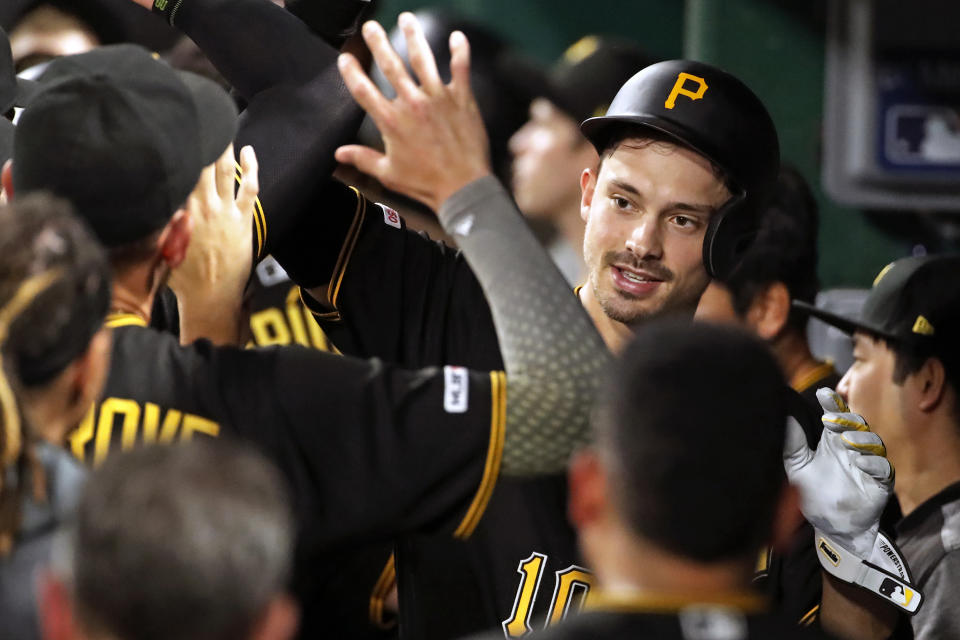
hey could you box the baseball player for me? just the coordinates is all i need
[7,36,608,640]
[467,322,834,640]
[306,14,916,639]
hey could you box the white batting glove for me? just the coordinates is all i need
[783,388,922,614]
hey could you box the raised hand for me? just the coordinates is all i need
[335,13,491,211]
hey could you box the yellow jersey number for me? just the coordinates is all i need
[502,553,593,637]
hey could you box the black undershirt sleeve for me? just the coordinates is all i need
[169,0,365,259]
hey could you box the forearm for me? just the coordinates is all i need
[819,573,898,640]
[437,177,611,475]
[168,0,365,257]
[166,0,334,99]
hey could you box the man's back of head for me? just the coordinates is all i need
[595,321,790,563]
[8,43,237,249]
[44,440,297,640]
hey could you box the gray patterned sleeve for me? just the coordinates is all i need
[437,176,611,475]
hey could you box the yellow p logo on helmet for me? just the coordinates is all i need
[665,73,708,109]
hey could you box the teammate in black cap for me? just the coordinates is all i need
[5,29,609,640]
[797,255,960,638]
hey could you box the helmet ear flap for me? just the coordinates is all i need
[703,192,760,281]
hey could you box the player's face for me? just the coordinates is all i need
[837,333,904,449]
[509,99,598,220]
[580,140,731,325]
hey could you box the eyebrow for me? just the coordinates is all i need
[608,179,718,214]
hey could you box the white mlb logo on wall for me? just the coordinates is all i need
[380,204,401,229]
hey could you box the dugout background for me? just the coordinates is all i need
[372,0,921,289]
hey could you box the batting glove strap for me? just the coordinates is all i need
[151,0,187,26]
[814,529,923,614]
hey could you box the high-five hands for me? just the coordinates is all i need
[335,13,492,212]
[783,388,922,614]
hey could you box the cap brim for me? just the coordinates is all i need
[792,299,895,340]
[176,70,238,166]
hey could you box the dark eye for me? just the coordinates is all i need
[612,197,630,209]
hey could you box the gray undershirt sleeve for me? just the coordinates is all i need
[437,176,611,475]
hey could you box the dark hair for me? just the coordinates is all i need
[595,320,788,562]
[724,166,820,333]
[59,440,294,640]
[596,123,734,193]
[0,193,110,553]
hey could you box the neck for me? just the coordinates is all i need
[579,286,635,354]
[771,330,825,391]
[893,418,960,516]
[110,262,160,325]
[583,521,754,598]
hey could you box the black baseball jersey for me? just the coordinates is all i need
[67,314,506,637]
[466,593,833,640]
[305,185,586,639]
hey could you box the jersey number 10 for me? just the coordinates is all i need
[501,552,592,638]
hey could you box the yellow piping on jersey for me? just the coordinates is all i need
[799,604,820,626]
[454,370,506,539]
[104,312,148,328]
[326,187,365,310]
[369,553,398,630]
[235,163,267,259]
[790,361,836,394]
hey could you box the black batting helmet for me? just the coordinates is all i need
[580,60,780,281]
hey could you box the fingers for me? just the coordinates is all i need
[195,162,217,216]
[823,410,869,433]
[817,387,850,413]
[215,144,236,202]
[399,12,443,94]
[448,30,473,106]
[338,53,394,127]
[234,146,259,218]
[839,430,886,457]
[362,20,419,100]
[335,144,389,181]
[854,455,894,484]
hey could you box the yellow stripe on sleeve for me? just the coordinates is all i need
[453,370,507,539]
[368,553,398,630]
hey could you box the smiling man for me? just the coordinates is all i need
[796,255,960,639]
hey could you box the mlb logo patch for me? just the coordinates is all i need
[444,366,469,413]
[380,204,401,229]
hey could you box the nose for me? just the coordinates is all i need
[836,371,851,403]
[625,216,662,260]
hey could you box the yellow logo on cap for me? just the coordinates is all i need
[564,36,600,64]
[873,263,895,287]
[913,315,934,336]
[665,73,708,109]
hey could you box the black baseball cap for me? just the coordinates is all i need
[538,36,656,124]
[794,255,960,357]
[12,44,238,247]
[0,26,37,113]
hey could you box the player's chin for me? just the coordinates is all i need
[598,290,662,326]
